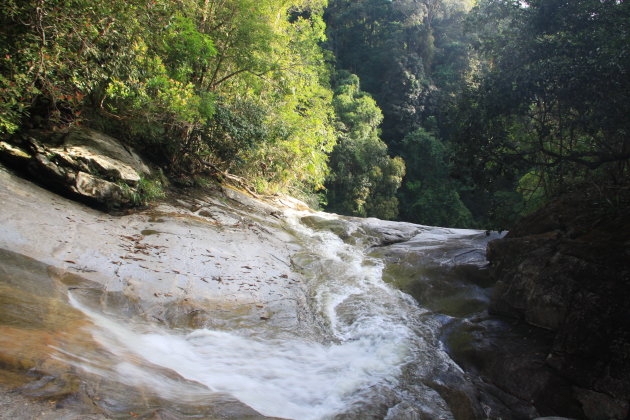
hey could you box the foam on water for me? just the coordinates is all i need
[64,210,426,419]
[67,296,409,419]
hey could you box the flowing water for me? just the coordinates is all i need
[0,169,501,419]
[58,213,426,419]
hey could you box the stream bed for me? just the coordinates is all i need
[0,165,503,419]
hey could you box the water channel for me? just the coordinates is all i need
[0,167,501,419]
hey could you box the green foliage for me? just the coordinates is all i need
[398,128,472,227]
[325,71,404,219]
[325,0,476,148]
[450,0,630,228]
[134,177,167,206]
[516,170,546,215]
[11,0,623,228]
[118,177,165,207]
[162,15,216,83]
[1,0,338,198]
[324,0,483,226]
[0,0,148,132]
[204,99,274,168]
[172,0,337,193]
[365,155,406,220]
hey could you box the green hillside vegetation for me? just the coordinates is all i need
[325,0,629,228]
[451,0,630,228]
[325,71,405,219]
[1,0,628,228]
[1,0,336,200]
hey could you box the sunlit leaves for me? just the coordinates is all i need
[325,71,404,219]
[1,0,340,196]
[162,15,216,83]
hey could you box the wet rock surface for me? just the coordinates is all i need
[4,155,628,420]
[445,315,580,419]
[370,227,517,418]
[0,163,309,419]
[0,163,309,334]
[300,214,423,247]
[371,227,499,319]
[0,162,493,420]
[367,207,628,419]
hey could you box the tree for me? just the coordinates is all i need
[325,71,405,219]
[399,128,472,227]
[0,0,166,134]
[450,0,630,226]
[1,0,338,197]
[324,0,480,226]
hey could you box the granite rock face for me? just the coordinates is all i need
[0,164,308,419]
[0,128,151,208]
[486,187,630,419]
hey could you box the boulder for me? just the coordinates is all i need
[0,128,152,208]
[0,141,31,166]
[486,186,630,419]
[72,171,126,203]
[55,128,151,184]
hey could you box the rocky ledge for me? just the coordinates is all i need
[0,128,152,208]
[485,186,630,419]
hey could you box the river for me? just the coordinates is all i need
[0,165,501,419]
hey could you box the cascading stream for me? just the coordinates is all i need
[66,296,406,420]
[60,210,436,420]
[0,164,510,419]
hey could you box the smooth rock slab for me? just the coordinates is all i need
[0,164,309,419]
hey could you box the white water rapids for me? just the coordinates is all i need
[0,152,509,420]
[51,210,493,419]
[59,212,423,419]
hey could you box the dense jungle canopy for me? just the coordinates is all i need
[1,0,628,228]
